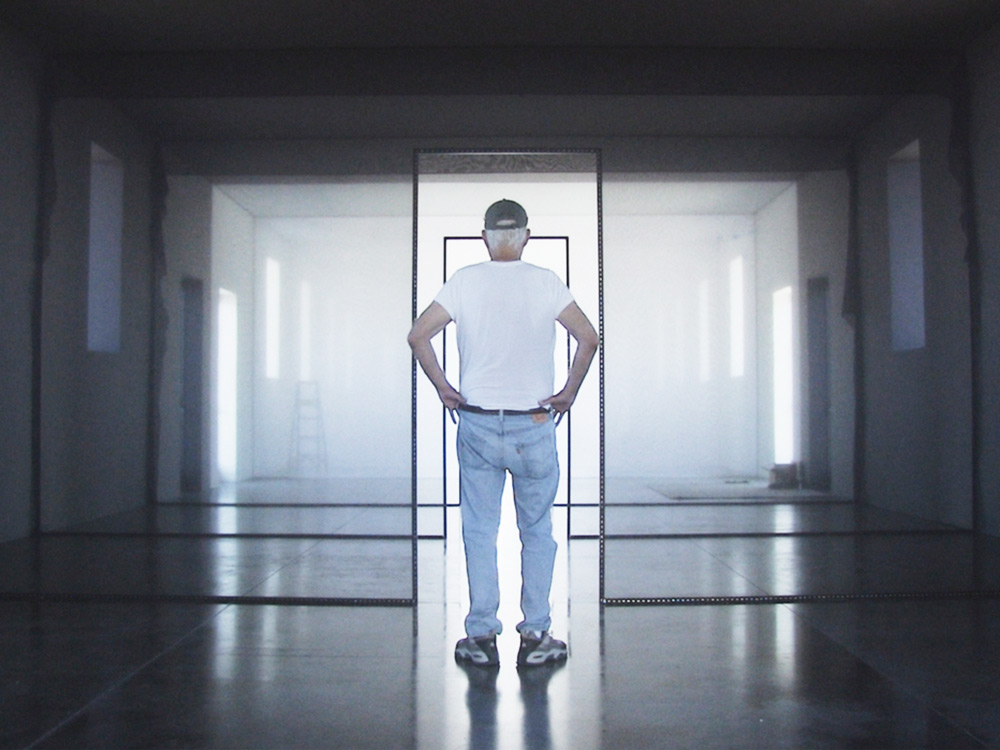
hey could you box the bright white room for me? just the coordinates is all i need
[208,168,806,533]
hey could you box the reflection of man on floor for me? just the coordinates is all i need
[408,199,599,668]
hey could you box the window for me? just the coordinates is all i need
[265,257,281,378]
[888,140,925,352]
[87,144,124,353]
[773,286,795,464]
[698,280,711,382]
[729,255,745,378]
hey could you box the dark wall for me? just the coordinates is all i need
[970,26,1000,535]
[0,24,42,542]
[856,95,973,527]
[40,97,155,530]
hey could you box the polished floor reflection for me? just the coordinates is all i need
[2,489,999,748]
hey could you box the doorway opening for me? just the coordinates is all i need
[180,277,204,493]
[413,151,602,542]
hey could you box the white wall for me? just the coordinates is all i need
[251,211,413,478]
[754,185,800,475]
[211,188,256,483]
[0,25,42,541]
[252,224,297,477]
[204,174,840,490]
[604,209,759,478]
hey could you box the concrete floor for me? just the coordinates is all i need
[2,480,999,748]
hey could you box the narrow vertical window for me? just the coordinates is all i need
[773,286,795,464]
[698,280,711,382]
[87,143,124,353]
[888,140,925,351]
[729,256,745,378]
[265,257,281,379]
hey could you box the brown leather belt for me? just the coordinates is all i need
[457,404,549,416]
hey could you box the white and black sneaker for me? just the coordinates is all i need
[517,631,568,667]
[455,634,499,667]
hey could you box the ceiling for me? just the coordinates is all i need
[2,0,998,53]
[3,0,994,144]
[219,176,794,219]
[3,0,995,216]
[112,94,892,141]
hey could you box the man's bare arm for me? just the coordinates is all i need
[407,302,467,410]
[540,302,600,416]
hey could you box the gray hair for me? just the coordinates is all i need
[484,227,528,252]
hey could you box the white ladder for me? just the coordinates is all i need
[290,380,328,476]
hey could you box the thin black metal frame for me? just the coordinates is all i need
[411,147,605,563]
[430,235,575,539]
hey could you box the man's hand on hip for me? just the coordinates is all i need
[540,388,576,420]
[438,385,467,410]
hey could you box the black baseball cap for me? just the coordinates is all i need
[484,199,528,229]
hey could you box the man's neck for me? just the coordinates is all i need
[488,248,523,262]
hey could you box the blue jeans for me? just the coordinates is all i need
[457,410,559,637]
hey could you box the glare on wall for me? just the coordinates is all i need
[217,288,238,482]
[773,286,795,464]
[265,257,281,379]
[888,140,926,352]
[698,280,711,382]
[86,143,124,353]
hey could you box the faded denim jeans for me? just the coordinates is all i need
[457,410,559,638]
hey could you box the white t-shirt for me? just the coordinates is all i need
[434,261,575,410]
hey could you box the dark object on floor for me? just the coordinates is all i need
[769,463,800,489]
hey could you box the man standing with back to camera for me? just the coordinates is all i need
[408,199,599,668]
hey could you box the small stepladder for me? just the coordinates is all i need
[290,380,328,476]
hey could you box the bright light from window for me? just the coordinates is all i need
[215,505,238,535]
[773,583,798,687]
[299,280,312,381]
[265,257,281,379]
[217,288,238,481]
[773,286,795,464]
[729,256,745,378]
[699,280,711,382]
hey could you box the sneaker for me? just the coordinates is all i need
[455,634,499,667]
[517,630,567,667]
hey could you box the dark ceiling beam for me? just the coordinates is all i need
[50,46,961,100]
